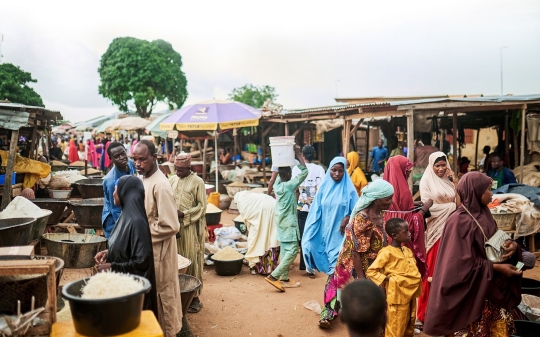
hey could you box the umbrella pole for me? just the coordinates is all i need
[215,133,219,193]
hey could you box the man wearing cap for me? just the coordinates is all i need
[169,152,207,313]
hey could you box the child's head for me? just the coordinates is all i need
[341,280,386,337]
[385,218,410,244]
[278,166,292,182]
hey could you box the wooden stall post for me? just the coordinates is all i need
[520,104,527,183]
[365,124,371,169]
[452,111,458,176]
[28,126,38,159]
[342,119,351,156]
[261,124,266,185]
[474,129,480,170]
[504,111,509,161]
[406,110,414,192]
[284,123,289,136]
[1,129,19,210]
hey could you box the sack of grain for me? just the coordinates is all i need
[49,175,72,189]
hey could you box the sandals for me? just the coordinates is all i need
[319,319,331,329]
[307,272,316,279]
[265,277,285,292]
[187,301,203,313]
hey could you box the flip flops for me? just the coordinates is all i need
[187,301,203,313]
[265,277,285,292]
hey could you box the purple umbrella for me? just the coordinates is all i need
[159,99,261,131]
[159,99,262,188]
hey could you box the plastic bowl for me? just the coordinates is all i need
[210,257,243,276]
[62,275,151,336]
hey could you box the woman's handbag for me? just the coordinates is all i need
[463,206,511,263]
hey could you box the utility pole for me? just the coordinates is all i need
[500,46,508,96]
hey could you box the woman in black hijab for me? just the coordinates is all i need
[94,175,158,318]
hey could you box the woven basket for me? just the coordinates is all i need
[492,212,520,231]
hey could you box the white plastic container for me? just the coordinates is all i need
[269,136,296,167]
[48,188,73,199]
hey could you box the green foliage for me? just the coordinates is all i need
[228,84,278,108]
[98,37,188,118]
[0,63,44,106]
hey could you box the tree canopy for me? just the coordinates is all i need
[228,84,278,108]
[98,37,188,118]
[0,63,44,106]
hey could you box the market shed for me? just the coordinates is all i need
[0,102,63,209]
[261,94,540,189]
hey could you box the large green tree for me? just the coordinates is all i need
[98,37,188,118]
[228,84,278,108]
[0,63,44,106]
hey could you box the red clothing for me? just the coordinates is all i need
[383,156,427,279]
[416,239,440,322]
[68,140,79,163]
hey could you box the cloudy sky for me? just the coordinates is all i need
[2,0,539,122]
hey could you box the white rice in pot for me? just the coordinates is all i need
[81,272,143,299]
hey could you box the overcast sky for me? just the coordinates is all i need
[2,0,539,122]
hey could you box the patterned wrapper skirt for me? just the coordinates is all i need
[253,247,280,275]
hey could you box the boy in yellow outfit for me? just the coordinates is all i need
[366,218,422,337]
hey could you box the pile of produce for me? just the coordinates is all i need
[81,272,143,299]
[212,246,244,261]
[0,196,49,219]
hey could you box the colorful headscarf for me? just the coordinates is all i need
[349,179,394,220]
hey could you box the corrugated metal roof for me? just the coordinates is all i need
[279,102,390,115]
[0,109,30,130]
[265,94,540,118]
[388,94,540,106]
[0,102,60,113]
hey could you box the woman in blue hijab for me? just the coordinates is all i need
[302,156,359,276]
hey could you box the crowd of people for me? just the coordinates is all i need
[83,134,528,337]
[269,143,525,337]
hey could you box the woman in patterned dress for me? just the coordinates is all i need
[318,179,394,330]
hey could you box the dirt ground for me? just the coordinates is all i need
[186,211,540,337]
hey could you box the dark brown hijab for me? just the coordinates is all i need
[424,172,522,335]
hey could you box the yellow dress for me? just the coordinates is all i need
[366,246,422,337]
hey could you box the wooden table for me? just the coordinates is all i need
[51,311,163,337]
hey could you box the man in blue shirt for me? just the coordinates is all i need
[101,141,137,238]
[368,139,389,173]
[487,153,517,190]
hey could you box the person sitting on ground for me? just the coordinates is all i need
[265,145,308,291]
[487,153,517,190]
[340,280,387,337]
[366,218,422,337]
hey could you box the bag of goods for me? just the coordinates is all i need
[48,175,72,189]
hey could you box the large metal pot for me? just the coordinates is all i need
[28,210,52,242]
[73,179,104,199]
[43,233,106,268]
[69,198,104,228]
[31,198,70,225]
[0,218,37,247]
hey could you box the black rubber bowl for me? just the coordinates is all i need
[522,278,540,297]
[210,257,243,276]
[62,275,150,336]
[514,320,540,337]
